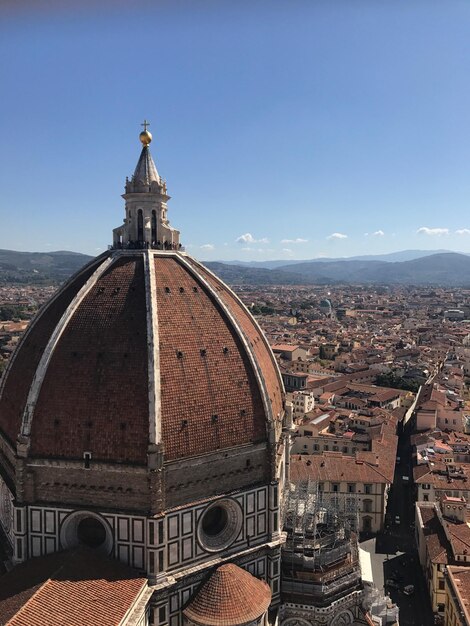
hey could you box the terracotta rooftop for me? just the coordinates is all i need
[447,566,470,623]
[290,453,394,485]
[418,504,451,565]
[183,563,272,626]
[271,344,300,352]
[0,549,148,626]
[0,251,284,465]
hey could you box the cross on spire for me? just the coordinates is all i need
[141,119,150,132]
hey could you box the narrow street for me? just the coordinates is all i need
[374,420,435,626]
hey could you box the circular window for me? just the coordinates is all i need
[77,517,107,548]
[201,506,228,537]
[60,511,113,555]
[197,499,243,553]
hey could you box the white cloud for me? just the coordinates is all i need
[241,247,274,254]
[282,248,294,255]
[281,238,308,244]
[456,229,470,236]
[236,233,269,244]
[327,232,348,240]
[200,243,214,250]
[373,230,385,236]
[417,227,449,236]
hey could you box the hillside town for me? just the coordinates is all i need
[2,278,470,625]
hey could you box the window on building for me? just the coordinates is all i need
[348,484,355,493]
[332,483,339,493]
[438,580,445,590]
[137,209,144,242]
[151,210,157,242]
[363,499,372,513]
[314,444,320,451]
[423,494,429,502]
[324,445,329,451]
[364,484,372,495]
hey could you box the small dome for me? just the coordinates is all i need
[183,563,272,626]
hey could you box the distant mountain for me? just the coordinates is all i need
[0,249,93,284]
[366,253,470,285]
[342,249,458,263]
[221,249,459,269]
[1,248,470,287]
[220,259,312,269]
[206,253,470,286]
[204,262,309,285]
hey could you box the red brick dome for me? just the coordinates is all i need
[0,251,284,465]
[183,563,272,626]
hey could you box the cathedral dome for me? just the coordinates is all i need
[0,123,288,626]
[0,123,284,471]
[0,251,283,465]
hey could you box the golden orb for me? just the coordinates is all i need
[139,130,152,146]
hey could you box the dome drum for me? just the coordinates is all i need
[164,442,270,510]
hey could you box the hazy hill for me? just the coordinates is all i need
[204,262,309,285]
[222,249,457,269]
[0,249,93,284]
[207,253,470,286]
[1,248,470,287]
[363,253,470,285]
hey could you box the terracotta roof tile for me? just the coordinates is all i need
[156,256,267,460]
[30,256,149,463]
[1,252,283,465]
[0,549,147,626]
[290,454,392,484]
[187,258,284,420]
[183,563,271,626]
[0,256,104,447]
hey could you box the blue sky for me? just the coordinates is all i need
[1,1,470,261]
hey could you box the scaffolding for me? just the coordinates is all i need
[282,479,360,560]
[281,478,361,606]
